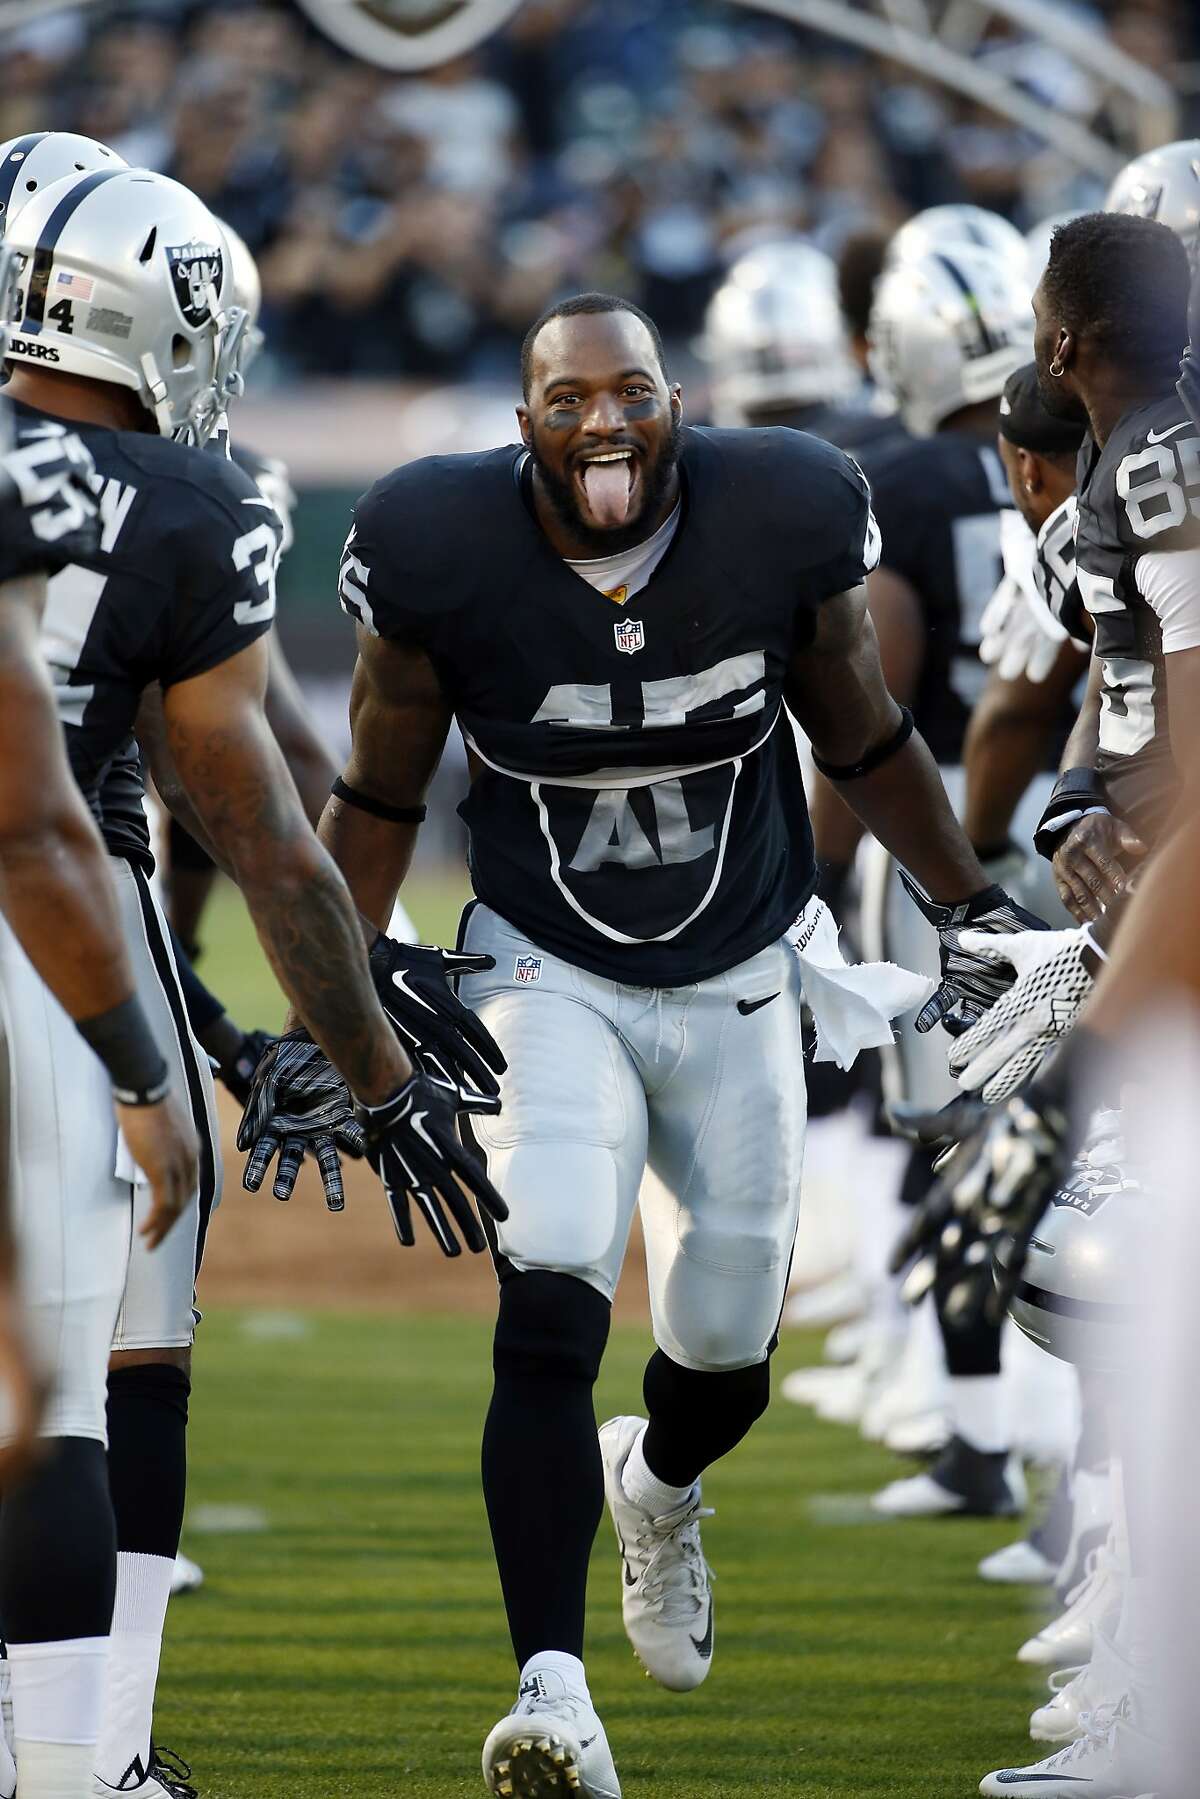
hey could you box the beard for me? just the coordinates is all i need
[530,413,682,556]
[1035,354,1087,423]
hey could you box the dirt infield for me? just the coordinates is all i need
[200,1087,651,1318]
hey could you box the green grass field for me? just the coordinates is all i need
[164,1310,1053,1799]
[181,876,1055,1796]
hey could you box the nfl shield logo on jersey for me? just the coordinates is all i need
[513,954,543,984]
[614,617,644,654]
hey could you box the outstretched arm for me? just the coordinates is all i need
[317,627,453,930]
[787,584,986,902]
[161,637,410,1106]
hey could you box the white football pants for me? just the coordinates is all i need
[459,903,807,1372]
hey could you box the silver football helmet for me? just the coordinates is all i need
[6,167,244,446]
[868,242,1032,437]
[888,204,1027,273]
[701,240,858,425]
[0,131,126,234]
[1005,1111,1142,1373]
[218,217,264,382]
[1105,139,1200,264]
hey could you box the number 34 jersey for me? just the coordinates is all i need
[341,425,879,987]
[10,399,281,868]
[1075,391,1200,844]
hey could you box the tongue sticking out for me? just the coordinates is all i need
[581,459,633,527]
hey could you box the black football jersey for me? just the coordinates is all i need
[758,401,908,461]
[857,430,1011,764]
[1034,495,1088,648]
[232,444,296,555]
[340,426,879,986]
[1075,391,1200,842]
[13,400,281,866]
[0,402,101,583]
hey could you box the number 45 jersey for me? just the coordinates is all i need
[1075,390,1200,844]
[11,399,281,869]
[341,425,880,986]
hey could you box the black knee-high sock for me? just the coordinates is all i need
[641,1350,771,1489]
[106,1365,190,1560]
[482,1273,610,1669]
[0,1438,116,1641]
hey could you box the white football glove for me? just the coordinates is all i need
[946,925,1097,1103]
[979,577,1063,684]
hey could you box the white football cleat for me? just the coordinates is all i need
[823,1318,867,1365]
[782,1270,865,1330]
[1018,1539,1122,1667]
[1030,1627,1133,1745]
[978,1537,1059,1585]
[483,1668,620,1798]
[780,1364,859,1410]
[979,1702,1149,1797]
[599,1416,714,1692]
[872,1437,1026,1519]
[170,1553,204,1596]
[883,1410,950,1459]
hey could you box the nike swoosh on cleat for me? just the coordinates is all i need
[690,1599,714,1659]
[737,993,779,1016]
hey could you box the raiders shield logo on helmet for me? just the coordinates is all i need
[293,0,525,69]
[166,240,224,329]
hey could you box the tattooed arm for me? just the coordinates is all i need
[160,637,410,1105]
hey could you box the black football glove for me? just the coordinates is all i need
[888,1086,1073,1328]
[369,937,506,1097]
[0,422,100,573]
[214,1028,276,1110]
[898,872,1050,1037]
[236,1029,365,1210]
[354,1072,508,1257]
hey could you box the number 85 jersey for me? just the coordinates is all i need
[1075,390,1200,844]
[341,426,879,986]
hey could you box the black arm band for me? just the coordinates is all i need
[330,777,426,826]
[76,995,171,1107]
[1033,767,1110,863]
[811,706,914,782]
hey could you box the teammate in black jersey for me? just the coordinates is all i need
[294,290,1040,1796]
[1,163,496,1799]
[1035,211,1199,902]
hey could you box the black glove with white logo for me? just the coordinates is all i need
[369,937,506,1098]
[0,423,100,573]
[888,1079,1075,1328]
[354,1072,508,1257]
[237,1029,365,1210]
[899,872,1050,1037]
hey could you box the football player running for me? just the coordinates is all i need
[301,290,1042,1796]
[1,163,503,1799]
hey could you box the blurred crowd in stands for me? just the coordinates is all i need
[3,0,1197,381]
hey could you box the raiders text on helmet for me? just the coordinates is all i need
[5,169,245,446]
[701,240,858,425]
[868,242,1031,438]
[1105,139,1200,264]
